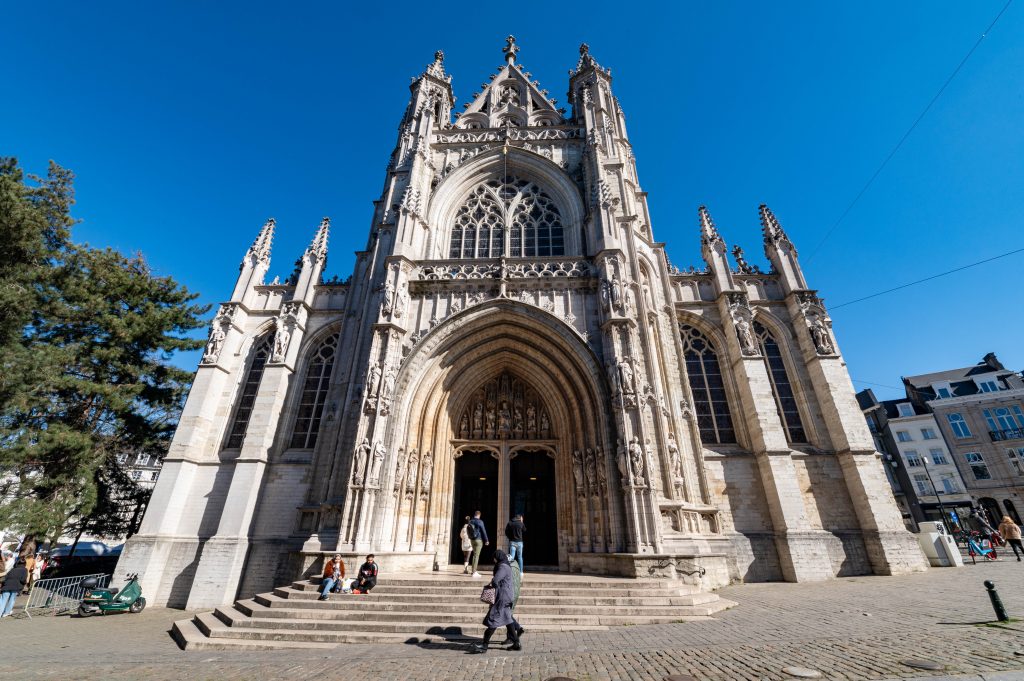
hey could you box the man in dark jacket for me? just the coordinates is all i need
[504,514,526,574]
[0,560,27,617]
[352,554,378,593]
[468,511,489,577]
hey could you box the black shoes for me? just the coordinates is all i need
[468,643,487,654]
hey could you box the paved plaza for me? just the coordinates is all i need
[6,559,1024,680]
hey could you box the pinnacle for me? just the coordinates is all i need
[306,217,330,263]
[247,217,275,265]
[759,204,792,249]
[698,206,723,245]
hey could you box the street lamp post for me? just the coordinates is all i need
[921,456,951,533]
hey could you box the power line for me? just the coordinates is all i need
[830,247,1024,310]
[805,0,1015,263]
[850,378,903,390]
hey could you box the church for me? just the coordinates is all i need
[116,38,927,609]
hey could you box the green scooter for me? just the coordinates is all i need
[77,573,146,617]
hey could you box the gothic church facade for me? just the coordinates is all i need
[117,39,927,609]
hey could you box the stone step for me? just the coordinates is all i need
[266,591,718,608]
[172,616,338,651]
[282,584,694,599]
[289,578,698,593]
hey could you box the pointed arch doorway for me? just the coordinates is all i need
[449,371,560,569]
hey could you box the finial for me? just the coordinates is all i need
[306,217,330,263]
[503,35,520,64]
[759,204,793,251]
[425,50,446,78]
[698,206,723,246]
[580,43,590,57]
[246,217,275,266]
[434,50,444,63]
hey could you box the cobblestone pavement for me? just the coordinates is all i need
[6,559,1024,680]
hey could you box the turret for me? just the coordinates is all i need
[231,218,275,304]
[760,204,807,293]
[699,206,736,294]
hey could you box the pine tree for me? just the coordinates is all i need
[0,158,208,547]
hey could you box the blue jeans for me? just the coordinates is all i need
[508,541,524,572]
[320,577,338,596]
[0,590,17,616]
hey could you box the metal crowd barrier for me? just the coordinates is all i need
[20,573,110,618]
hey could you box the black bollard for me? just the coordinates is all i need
[985,580,1010,622]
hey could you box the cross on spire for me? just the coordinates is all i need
[503,35,519,64]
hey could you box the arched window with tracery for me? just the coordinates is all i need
[754,322,807,444]
[225,332,274,449]
[679,324,736,444]
[448,177,564,259]
[289,332,339,449]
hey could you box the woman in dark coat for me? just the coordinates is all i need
[469,550,521,652]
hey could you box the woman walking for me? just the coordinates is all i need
[459,516,473,574]
[998,516,1023,561]
[470,550,521,653]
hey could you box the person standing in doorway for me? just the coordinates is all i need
[468,510,489,577]
[505,513,526,574]
[998,516,1023,561]
[459,516,473,574]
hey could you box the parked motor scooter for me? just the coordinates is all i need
[77,573,146,617]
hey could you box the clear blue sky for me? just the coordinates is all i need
[3,2,1022,399]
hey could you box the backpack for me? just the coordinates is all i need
[466,520,480,540]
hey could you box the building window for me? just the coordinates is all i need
[225,333,274,449]
[965,452,991,480]
[947,413,971,439]
[979,380,999,393]
[289,332,339,450]
[151,471,160,482]
[935,387,952,399]
[905,450,922,467]
[929,448,948,465]
[1008,448,1024,475]
[1014,406,1024,428]
[921,427,937,440]
[131,470,142,481]
[912,473,930,495]
[449,177,564,259]
[996,407,1019,432]
[940,475,958,494]
[679,324,736,444]
[116,453,129,464]
[135,453,150,467]
[896,431,912,443]
[753,323,806,444]
[897,403,914,417]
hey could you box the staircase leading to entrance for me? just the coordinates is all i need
[172,572,737,650]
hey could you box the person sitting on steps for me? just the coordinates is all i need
[318,554,345,601]
[352,554,378,594]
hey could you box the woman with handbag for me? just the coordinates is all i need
[470,549,521,653]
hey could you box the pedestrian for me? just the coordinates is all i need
[318,554,345,601]
[468,510,489,578]
[504,513,526,575]
[998,516,1023,561]
[469,550,522,653]
[352,554,378,594]
[22,553,35,594]
[0,560,27,617]
[501,555,526,645]
[459,516,473,574]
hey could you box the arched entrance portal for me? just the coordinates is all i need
[450,372,560,568]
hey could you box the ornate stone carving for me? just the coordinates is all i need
[405,449,420,496]
[572,449,585,491]
[201,325,227,365]
[457,372,552,440]
[584,448,598,492]
[731,245,762,274]
[727,292,758,357]
[369,441,385,486]
[616,439,629,484]
[271,318,291,363]
[797,292,836,355]
[420,451,433,493]
[628,437,646,483]
[668,431,684,484]
[418,258,590,281]
[393,447,407,493]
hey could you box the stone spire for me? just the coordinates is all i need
[423,50,448,81]
[306,216,330,263]
[503,35,520,64]
[759,204,794,252]
[698,206,736,293]
[231,218,275,302]
[759,204,807,292]
[245,218,275,267]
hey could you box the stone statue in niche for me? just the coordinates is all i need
[584,448,597,488]
[595,448,607,489]
[667,432,684,483]
[420,451,433,493]
[459,413,469,438]
[271,322,291,363]
[735,316,757,356]
[540,411,550,438]
[393,448,407,492]
[808,315,834,354]
[368,362,382,397]
[394,283,408,318]
[526,404,537,434]
[485,406,496,437]
[353,438,370,485]
[498,401,511,436]
[380,280,395,317]
[202,325,226,364]
[382,368,396,400]
[473,403,484,433]
[572,450,584,490]
[369,441,385,485]
[628,436,645,481]
[617,359,635,394]
[679,397,693,421]
[616,439,629,481]
[513,407,523,435]
[405,449,420,494]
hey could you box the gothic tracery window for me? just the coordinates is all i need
[289,332,339,449]
[449,177,564,259]
[679,324,736,444]
[754,322,807,444]
[225,332,274,449]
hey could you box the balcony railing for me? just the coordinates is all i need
[990,428,1024,442]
